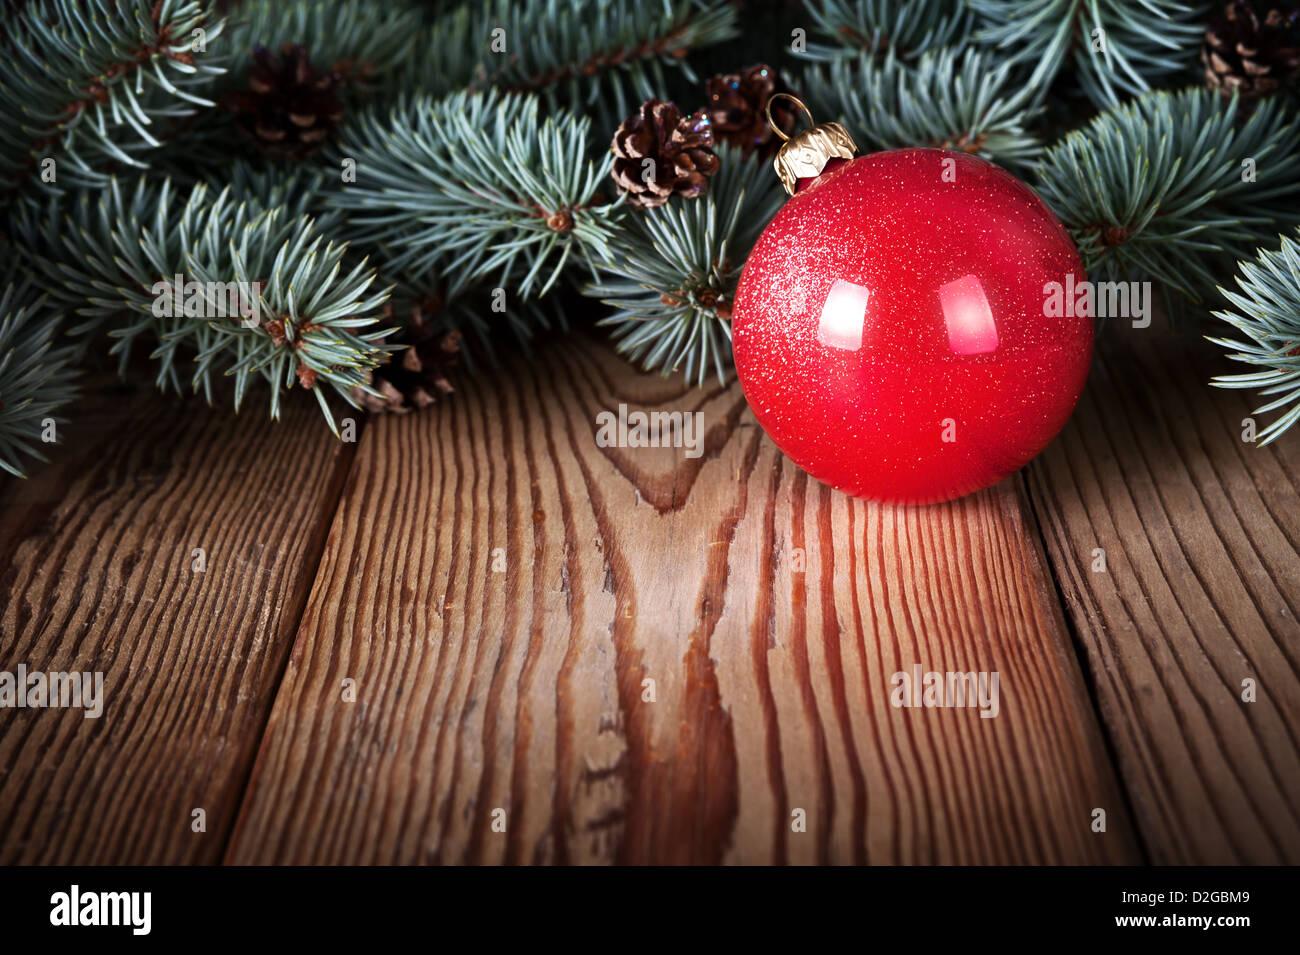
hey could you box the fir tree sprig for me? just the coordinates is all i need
[1209,230,1300,445]
[135,0,431,181]
[386,2,480,98]
[468,0,739,127]
[1035,88,1300,302]
[381,273,563,374]
[969,0,1207,106]
[200,158,339,229]
[0,279,80,478]
[0,0,226,195]
[802,45,1042,172]
[328,90,621,300]
[586,146,785,385]
[796,0,971,63]
[219,0,424,97]
[2,0,1296,475]
[20,174,393,431]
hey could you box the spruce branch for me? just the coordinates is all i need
[132,0,425,180]
[0,0,226,195]
[386,2,481,98]
[467,0,739,128]
[202,158,338,227]
[796,0,971,63]
[970,0,1207,106]
[219,0,423,97]
[1035,87,1300,302]
[20,174,392,432]
[586,145,785,385]
[1209,229,1300,445]
[381,273,563,374]
[0,279,80,478]
[802,45,1043,172]
[328,90,621,300]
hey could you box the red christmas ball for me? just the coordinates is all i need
[732,148,1092,504]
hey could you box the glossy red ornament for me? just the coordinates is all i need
[732,148,1092,504]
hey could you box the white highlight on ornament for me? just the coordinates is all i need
[939,274,998,356]
[817,279,869,351]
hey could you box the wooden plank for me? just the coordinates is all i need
[1027,324,1300,864]
[0,374,354,864]
[227,335,1139,864]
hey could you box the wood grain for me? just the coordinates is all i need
[0,375,355,864]
[227,335,1139,865]
[1027,324,1300,864]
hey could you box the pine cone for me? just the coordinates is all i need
[1203,0,1300,100]
[611,100,718,209]
[225,43,345,160]
[352,301,461,415]
[706,63,799,158]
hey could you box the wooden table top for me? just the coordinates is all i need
[1,323,1296,865]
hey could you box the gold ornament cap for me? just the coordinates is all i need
[766,94,857,196]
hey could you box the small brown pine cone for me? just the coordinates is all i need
[225,43,346,160]
[706,63,799,158]
[611,99,719,209]
[1203,0,1300,100]
[351,300,461,415]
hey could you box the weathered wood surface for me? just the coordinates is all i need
[226,336,1138,864]
[1027,326,1300,865]
[8,328,1292,867]
[0,376,354,864]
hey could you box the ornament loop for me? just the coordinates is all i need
[765,93,813,143]
[771,113,858,196]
